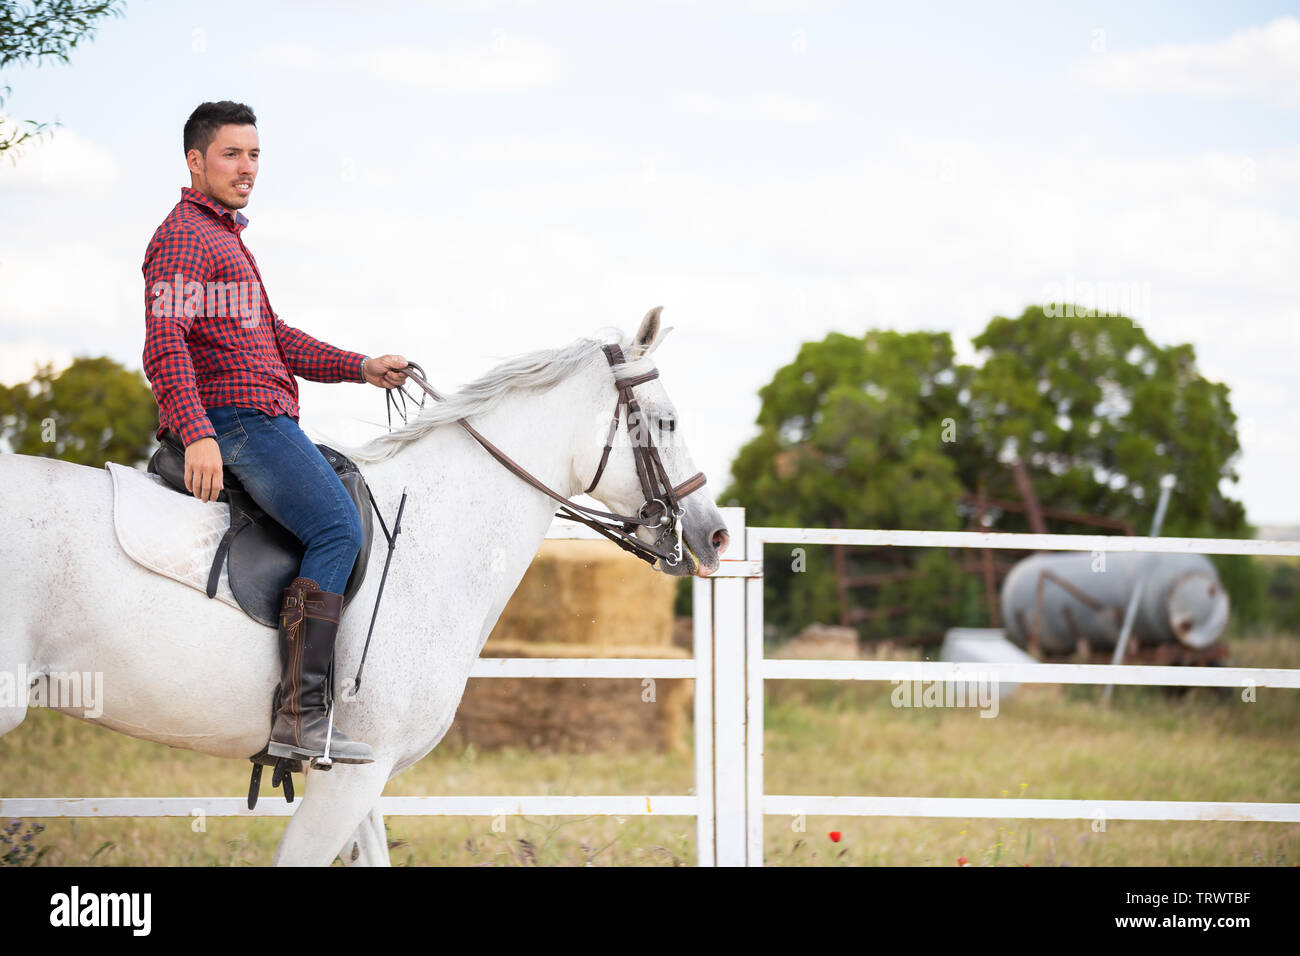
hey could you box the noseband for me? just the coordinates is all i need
[393,345,706,568]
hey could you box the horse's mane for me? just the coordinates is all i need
[335,324,670,465]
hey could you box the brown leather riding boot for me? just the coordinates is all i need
[267,576,374,765]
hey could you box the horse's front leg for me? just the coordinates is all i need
[272,760,392,866]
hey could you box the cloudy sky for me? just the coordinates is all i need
[1,0,1297,526]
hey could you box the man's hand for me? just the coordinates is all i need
[362,354,409,389]
[185,437,224,503]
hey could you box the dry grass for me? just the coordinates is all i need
[1,634,1296,866]
[759,633,1300,866]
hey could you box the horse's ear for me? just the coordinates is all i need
[632,306,662,357]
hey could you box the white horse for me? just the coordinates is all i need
[0,307,728,866]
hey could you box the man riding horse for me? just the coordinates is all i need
[141,100,408,766]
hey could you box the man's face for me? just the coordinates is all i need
[188,123,258,212]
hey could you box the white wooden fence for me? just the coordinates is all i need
[5,505,1300,866]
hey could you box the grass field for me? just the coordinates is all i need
[1,634,1297,866]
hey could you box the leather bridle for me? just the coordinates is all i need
[391,344,706,568]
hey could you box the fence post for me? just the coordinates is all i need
[746,523,765,865]
[693,525,716,865]
[710,506,749,865]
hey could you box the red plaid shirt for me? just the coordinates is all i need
[142,186,367,446]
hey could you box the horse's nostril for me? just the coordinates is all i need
[713,529,729,556]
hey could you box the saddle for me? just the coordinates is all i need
[146,430,374,628]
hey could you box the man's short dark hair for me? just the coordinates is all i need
[183,101,257,157]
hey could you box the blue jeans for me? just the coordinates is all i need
[205,405,363,596]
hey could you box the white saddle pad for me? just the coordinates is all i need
[105,462,241,613]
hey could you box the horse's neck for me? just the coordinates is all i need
[366,371,589,507]
[353,372,592,640]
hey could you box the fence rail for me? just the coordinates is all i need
[761,659,1300,687]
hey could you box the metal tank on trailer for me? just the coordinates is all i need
[1000,551,1230,656]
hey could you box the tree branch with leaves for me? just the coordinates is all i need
[0,0,126,161]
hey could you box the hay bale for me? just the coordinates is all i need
[451,540,689,752]
[486,539,679,648]
[452,642,693,754]
[773,623,861,659]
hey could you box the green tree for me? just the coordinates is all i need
[0,0,125,160]
[721,330,973,642]
[0,356,157,467]
[720,308,1264,642]
[967,306,1262,626]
